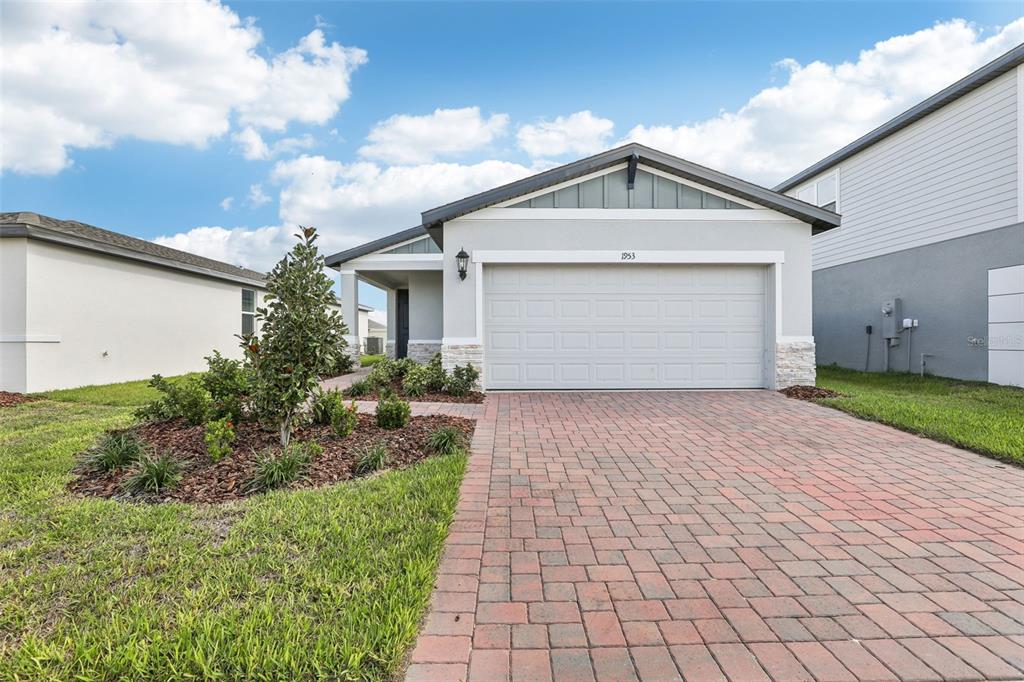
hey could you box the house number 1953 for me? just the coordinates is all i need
[621,251,637,260]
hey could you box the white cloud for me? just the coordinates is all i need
[273,155,533,235]
[623,18,1024,185]
[359,107,510,164]
[247,184,271,207]
[517,111,615,158]
[1,3,365,174]
[233,126,314,160]
[220,197,234,211]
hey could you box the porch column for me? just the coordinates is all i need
[338,271,360,363]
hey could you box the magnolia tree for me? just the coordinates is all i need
[243,227,348,446]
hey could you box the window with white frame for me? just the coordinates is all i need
[795,173,838,212]
[242,289,256,336]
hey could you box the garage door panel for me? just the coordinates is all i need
[485,264,766,389]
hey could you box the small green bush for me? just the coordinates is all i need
[135,374,212,425]
[311,388,346,425]
[394,358,418,378]
[446,363,480,397]
[330,400,359,438]
[325,349,355,377]
[402,365,430,397]
[83,431,144,471]
[122,452,181,494]
[203,417,236,463]
[246,441,321,493]
[375,389,411,429]
[344,378,376,398]
[366,358,399,386]
[354,442,389,476]
[202,351,249,421]
[426,426,467,455]
[425,353,447,392]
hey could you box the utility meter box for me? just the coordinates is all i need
[881,297,902,343]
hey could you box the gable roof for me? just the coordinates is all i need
[775,43,1024,193]
[0,212,267,287]
[420,143,841,233]
[325,224,429,267]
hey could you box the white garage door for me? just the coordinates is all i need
[484,263,767,389]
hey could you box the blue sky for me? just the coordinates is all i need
[2,1,1022,312]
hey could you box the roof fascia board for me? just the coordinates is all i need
[325,225,430,267]
[1,223,267,288]
[775,44,1024,193]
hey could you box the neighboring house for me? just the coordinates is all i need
[327,143,839,390]
[775,44,1024,386]
[356,303,387,354]
[0,212,267,393]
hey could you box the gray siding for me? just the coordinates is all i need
[798,69,1019,270]
[813,223,1024,381]
[511,169,748,209]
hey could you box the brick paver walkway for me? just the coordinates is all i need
[406,391,1024,681]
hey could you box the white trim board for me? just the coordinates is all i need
[471,250,785,264]
[464,208,797,222]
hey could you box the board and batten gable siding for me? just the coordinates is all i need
[8,239,262,392]
[794,68,1020,271]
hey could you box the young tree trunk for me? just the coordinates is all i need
[279,413,291,448]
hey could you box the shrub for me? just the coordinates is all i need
[243,227,350,447]
[426,426,467,455]
[446,363,480,397]
[354,442,389,475]
[330,400,359,438]
[122,452,181,495]
[324,350,355,378]
[424,353,447,392]
[135,374,212,425]
[394,358,418,378]
[375,389,411,429]
[84,431,144,471]
[366,358,399,386]
[311,388,346,425]
[343,378,376,398]
[202,351,249,421]
[246,441,321,493]
[402,364,430,397]
[203,417,236,463]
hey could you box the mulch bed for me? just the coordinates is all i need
[68,414,474,505]
[0,391,40,407]
[779,385,843,401]
[349,381,485,404]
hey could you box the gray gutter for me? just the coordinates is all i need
[775,42,1024,193]
[1,224,267,288]
[421,143,841,233]
[325,225,429,267]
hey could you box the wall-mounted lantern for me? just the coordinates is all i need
[456,247,469,281]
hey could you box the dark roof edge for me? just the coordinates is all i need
[1,223,267,288]
[325,225,429,266]
[775,43,1024,193]
[420,143,841,232]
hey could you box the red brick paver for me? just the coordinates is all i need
[408,391,1024,681]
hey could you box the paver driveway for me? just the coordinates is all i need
[407,391,1024,681]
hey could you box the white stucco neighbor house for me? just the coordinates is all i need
[0,212,268,393]
[775,44,1024,386]
[326,144,841,390]
[357,303,387,354]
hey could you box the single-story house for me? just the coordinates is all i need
[326,143,840,390]
[0,212,267,393]
[775,43,1024,386]
[357,303,387,354]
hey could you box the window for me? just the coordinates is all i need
[816,175,837,212]
[242,289,256,336]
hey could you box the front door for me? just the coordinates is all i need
[396,289,410,359]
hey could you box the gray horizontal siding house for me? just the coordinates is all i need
[775,44,1024,386]
[327,144,839,391]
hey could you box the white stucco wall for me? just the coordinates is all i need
[441,212,814,342]
[4,239,263,393]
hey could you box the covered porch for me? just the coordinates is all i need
[327,228,444,363]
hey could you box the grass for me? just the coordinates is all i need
[1,378,466,680]
[816,365,1024,465]
[37,373,200,407]
[360,354,384,367]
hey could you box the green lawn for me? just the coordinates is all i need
[1,381,466,680]
[360,354,385,367]
[816,366,1024,465]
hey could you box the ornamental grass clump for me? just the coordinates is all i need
[354,442,389,476]
[246,441,321,493]
[84,431,144,471]
[242,227,350,447]
[122,452,181,495]
[426,426,466,456]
